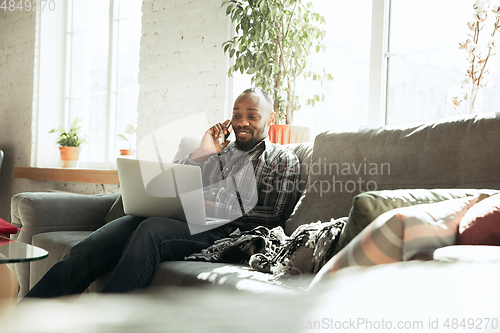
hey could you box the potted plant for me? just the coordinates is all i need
[50,117,87,168]
[116,124,136,155]
[222,0,333,126]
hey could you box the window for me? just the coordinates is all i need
[385,0,499,125]
[64,0,141,167]
[293,0,372,133]
[230,0,373,135]
[231,0,500,133]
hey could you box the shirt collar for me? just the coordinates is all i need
[223,136,273,158]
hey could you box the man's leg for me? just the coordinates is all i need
[100,217,228,293]
[24,215,146,298]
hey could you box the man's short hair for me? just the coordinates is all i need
[242,87,273,112]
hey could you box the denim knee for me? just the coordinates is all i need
[133,217,190,240]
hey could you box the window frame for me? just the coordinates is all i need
[62,0,139,169]
[367,0,390,127]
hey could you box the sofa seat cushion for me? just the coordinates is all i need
[433,245,500,263]
[152,261,310,295]
[30,231,310,295]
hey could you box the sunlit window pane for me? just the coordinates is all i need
[386,49,466,124]
[114,90,139,157]
[114,0,141,160]
[86,95,107,162]
[118,0,140,18]
[72,0,109,31]
[65,0,140,165]
[68,95,106,162]
[68,97,85,122]
[278,0,372,133]
[386,0,500,125]
[483,56,500,112]
[70,26,109,96]
[116,15,141,90]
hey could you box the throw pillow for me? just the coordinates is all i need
[335,189,499,253]
[309,197,477,288]
[399,197,477,260]
[0,218,18,235]
[172,136,201,162]
[458,194,500,245]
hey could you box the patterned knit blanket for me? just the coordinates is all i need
[185,218,346,277]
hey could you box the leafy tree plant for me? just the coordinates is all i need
[49,117,87,147]
[222,0,333,124]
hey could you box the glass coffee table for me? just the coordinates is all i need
[0,236,48,300]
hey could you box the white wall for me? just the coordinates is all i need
[0,0,231,221]
[137,0,231,143]
[0,10,38,221]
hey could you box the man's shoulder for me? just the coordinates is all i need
[264,142,300,165]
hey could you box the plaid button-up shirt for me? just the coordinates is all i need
[177,137,300,231]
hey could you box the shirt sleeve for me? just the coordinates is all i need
[174,153,203,166]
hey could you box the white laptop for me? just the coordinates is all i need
[116,158,231,227]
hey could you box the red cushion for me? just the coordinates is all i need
[0,218,18,234]
[458,194,500,245]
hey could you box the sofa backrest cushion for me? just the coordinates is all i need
[285,112,500,235]
[173,136,202,162]
[285,141,314,193]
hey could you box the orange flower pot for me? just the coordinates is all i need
[59,146,81,168]
[268,124,311,144]
[120,149,132,156]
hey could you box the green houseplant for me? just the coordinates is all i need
[116,124,136,155]
[49,117,86,167]
[222,0,333,125]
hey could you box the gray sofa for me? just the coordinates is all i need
[11,112,500,298]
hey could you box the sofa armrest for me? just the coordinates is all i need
[11,192,120,245]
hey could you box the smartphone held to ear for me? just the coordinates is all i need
[224,121,232,141]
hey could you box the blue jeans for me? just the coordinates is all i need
[25,215,229,298]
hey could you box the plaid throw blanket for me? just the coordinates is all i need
[185,218,346,277]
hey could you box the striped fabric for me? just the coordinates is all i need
[401,197,477,260]
[324,197,478,274]
[329,212,404,273]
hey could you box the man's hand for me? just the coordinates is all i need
[191,119,231,162]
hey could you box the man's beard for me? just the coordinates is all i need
[235,136,260,151]
[234,127,267,151]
